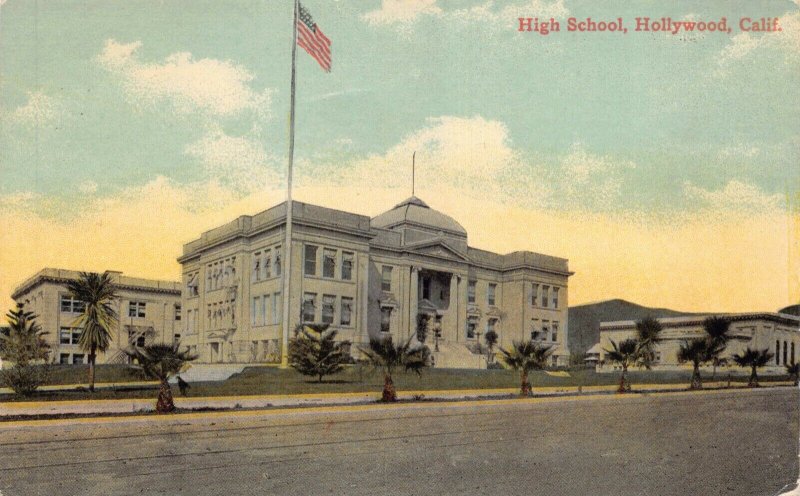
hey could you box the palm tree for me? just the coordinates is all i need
[786,363,800,386]
[677,338,713,390]
[125,342,198,413]
[603,339,639,393]
[359,336,429,402]
[732,347,774,387]
[635,316,663,369]
[703,316,731,380]
[66,272,118,392]
[498,340,553,397]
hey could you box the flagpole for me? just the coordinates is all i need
[280,0,299,368]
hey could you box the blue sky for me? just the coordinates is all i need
[0,0,798,311]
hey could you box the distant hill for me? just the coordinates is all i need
[779,304,800,316]
[568,299,701,357]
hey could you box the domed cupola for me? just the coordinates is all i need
[371,196,467,247]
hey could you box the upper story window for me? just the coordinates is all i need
[552,322,559,342]
[381,266,393,292]
[340,297,353,326]
[128,301,146,318]
[542,321,550,341]
[531,283,539,306]
[542,286,550,308]
[186,273,199,297]
[302,292,317,322]
[252,252,262,282]
[487,284,497,306]
[60,295,85,314]
[274,245,282,277]
[467,281,476,304]
[552,287,559,309]
[341,252,354,281]
[262,249,272,279]
[323,249,336,278]
[174,305,182,321]
[59,327,81,345]
[304,245,318,276]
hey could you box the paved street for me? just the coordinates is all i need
[0,388,797,496]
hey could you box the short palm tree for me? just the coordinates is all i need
[67,272,118,392]
[677,338,718,390]
[603,339,639,393]
[703,316,731,380]
[125,342,198,413]
[359,336,430,402]
[498,340,553,397]
[786,362,800,386]
[732,347,774,387]
[634,317,663,369]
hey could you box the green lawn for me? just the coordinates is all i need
[0,364,791,402]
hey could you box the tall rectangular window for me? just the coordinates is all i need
[466,318,477,339]
[552,322,559,342]
[304,245,318,276]
[467,281,476,304]
[542,286,550,308]
[322,295,335,324]
[381,266,393,292]
[262,250,271,279]
[273,292,281,324]
[252,252,261,282]
[251,296,260,326]
[542,321,550,341]
[174,305,182,321]
[552,287,559,309]
[531,283,539,306]
[487,284,497,306]
[341,252,354,281]
[380,307,392,333]
[487,318,497,335]
[340,297,353,326]
[261,294,269,326]
[323,249,336,278]
[274,246,282,277]
[303,293,317,323]
[128,301,146,318]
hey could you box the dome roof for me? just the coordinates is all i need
[371,196,467,237]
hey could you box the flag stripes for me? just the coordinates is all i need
[297,3,331,72]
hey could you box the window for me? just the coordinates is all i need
[340,297,353,326]
[60,295,85,314]
[274,246,282,277]
[263,250,271,279]
[207,268,213,290]
[273,292,281,324]
[542,286,550,308]
[542,321,550,341]
[467,281,476,304]
[487,318,497,335]
[422,276,431,300]
[323,249,336,278]
[60,328,71,345]
[466,318,477,339]
[252,253,261,282]
[174,305,182,321]
[322,295,335,324]
[72,354,85,365]
[552,287,559,309]
[60,353,70,365]
[341,252,354,281]
[128,301,146,318]
[531,283,539,306]
[173,334,181,345]
[303,293,317,322]
[381,307,392,333]
[381,266,393,292]
[251,296,261,326]
[777,340,781,365]
[304,245,318,276]
[552,322,559,342]
[187,273,199,297]
[261,295,269,326]
[487,284,497,306]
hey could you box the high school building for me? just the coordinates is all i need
[177,197,573,368]
[10,268,182,365]
[598,312,800,373]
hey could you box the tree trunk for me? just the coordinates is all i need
[690,363,703,390]
[617,365,630,393]
[88,345,97,393]
[748,367,759,388]
[156,378,176,413]
[382,372,397,402]
[520,370,532,397]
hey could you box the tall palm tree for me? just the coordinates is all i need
[703,316,731,380]
[498,340,553,397]
[67,272,118,392]
[603,339,639,393]
[732,347,774,387]
[635,316,663,369]
[359,336,429,402]
[125,342,198,413]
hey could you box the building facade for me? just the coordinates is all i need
[598,313,800,374]
[10,269,182,365]
[178,197,573,367]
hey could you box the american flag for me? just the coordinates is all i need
[297,3,331,72]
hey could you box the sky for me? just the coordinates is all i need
[0,0,798,313]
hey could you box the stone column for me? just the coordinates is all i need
[410,267,419,337]
[446,273,459,342]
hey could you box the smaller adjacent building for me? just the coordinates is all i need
[598,312,800,374]
[10,268,181,365]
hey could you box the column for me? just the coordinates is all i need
[446,273,459,342]
[409,267,419,336]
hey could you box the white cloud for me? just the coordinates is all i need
[683,179,783,213]
[362,0,441,26]
[97,39,272,118]
[78,180,99,195]
[717,11,800,71]
[555,143,636,211]
[717,144,760,160]
[8,91,62,128]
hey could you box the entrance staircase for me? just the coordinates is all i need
[430,340,487,369]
